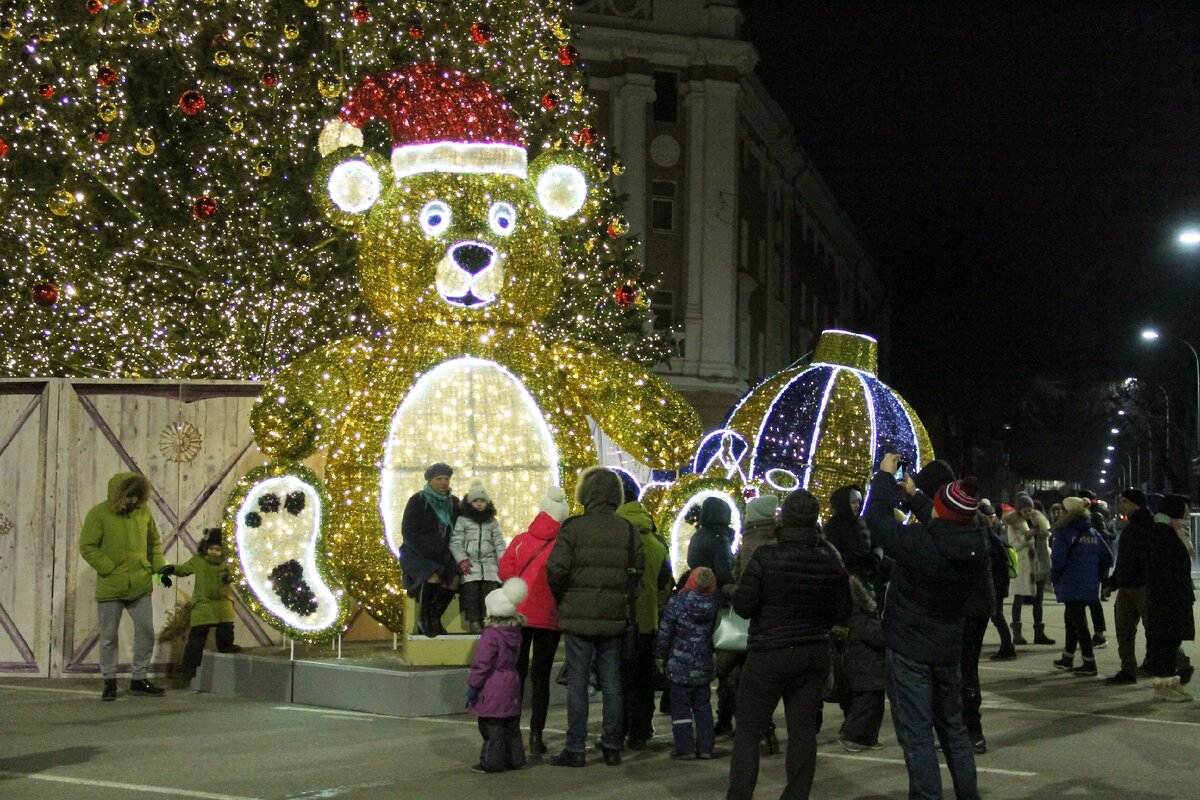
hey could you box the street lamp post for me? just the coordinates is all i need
[1141,328,1200,496]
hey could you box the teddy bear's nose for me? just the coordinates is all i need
[451,243,495,275]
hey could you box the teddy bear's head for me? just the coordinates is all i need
[314,64,597,328]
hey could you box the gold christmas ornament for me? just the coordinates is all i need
[226,114,244,133]
[134,135,156,155]
[0,18,17,40]
[611,160,626,176]
[97,101,118,123]
[254,158,272,177]
[283,23,300,40]
[317,74,343,99]
[132,9,159,35]
[552,22,569,41]
[572,88,585,104]
[195,284,213,301]
[17,111,36,130]
[49,190,75,217]
[28,239,47,256]
[303,0,319,6]
[242,31,261,48]
[213,49,232,66]
[294,267,311,287]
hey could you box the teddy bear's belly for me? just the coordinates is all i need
[379,357,560,553]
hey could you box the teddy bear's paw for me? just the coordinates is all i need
[228,469,343,638]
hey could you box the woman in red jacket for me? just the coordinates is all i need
[498,486,570,756]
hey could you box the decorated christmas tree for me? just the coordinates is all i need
[0,0,670,378]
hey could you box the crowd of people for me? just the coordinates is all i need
[78,459,1196,798]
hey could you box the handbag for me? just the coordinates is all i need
[711,607,750,652]
[621,523,640,662]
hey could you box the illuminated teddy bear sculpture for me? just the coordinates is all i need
[227,63,701,640]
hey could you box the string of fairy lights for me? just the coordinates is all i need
[0,0,670,380]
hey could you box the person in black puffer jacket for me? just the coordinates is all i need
[865,454,987,800]
[725,489,850,800]
[687,496,736,589]
[826,485,875,581]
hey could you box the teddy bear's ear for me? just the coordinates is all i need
[528,149,598,228]
[312,147,393,231]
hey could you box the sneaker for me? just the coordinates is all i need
[670,751,696,760]
[1072,661,1098,677]
[1092,634,1108,649]
[601,747,621,767]
[989,648,1017,661]
[838,737,865,753]
[1106,670,1137,685]
[1052,656,1074,671]
[550,750,585,768]
[469,763,490,774]
[973,738,988,754]
[863,742,884,750]
[101,679,117,702]
[129,679,165,696]
[696,752,714,760]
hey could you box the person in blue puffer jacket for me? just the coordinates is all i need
[657,566,719,760]
[1050,496,1113,677]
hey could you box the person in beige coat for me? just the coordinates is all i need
[1006,494,1055,645]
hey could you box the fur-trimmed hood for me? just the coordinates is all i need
[575,466,623,511]
[458,499,497,523]
[1052,502,1091,530]
[1005,508,1049,534]
[483,612,526,628]
[107,472,152,515]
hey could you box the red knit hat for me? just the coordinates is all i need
[317,62,528,179]
[684,567,717,595]
[933,477,980,524]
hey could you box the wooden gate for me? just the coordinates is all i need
[0,379,280,677]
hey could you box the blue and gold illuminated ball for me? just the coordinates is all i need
[724,329,934,516]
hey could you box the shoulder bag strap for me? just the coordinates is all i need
[517,539,554,577]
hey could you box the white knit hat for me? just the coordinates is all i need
[465,479,491,504]
[485,577,528,618]
[538,486,569,523]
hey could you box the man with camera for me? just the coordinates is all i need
[865,453,988,800]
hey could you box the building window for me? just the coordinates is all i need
[651,290,674,331]
[651,181,676,233]
[653,71,678,123]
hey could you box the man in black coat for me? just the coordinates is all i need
[1105,489,1156,684]
[865,453,987,800]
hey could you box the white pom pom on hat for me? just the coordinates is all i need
[465,479,491,503]
[485,577,528,618]
[539,485,569,523]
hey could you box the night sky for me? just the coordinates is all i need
[739,1,1200,486]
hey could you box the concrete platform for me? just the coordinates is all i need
[195,641,567,717]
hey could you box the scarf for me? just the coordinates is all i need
[422,482,454,535]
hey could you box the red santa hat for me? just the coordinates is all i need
[317,62,527,180]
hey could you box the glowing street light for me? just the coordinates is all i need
[1179,229,1200,247]
[1106,445,1115,451]
[1104,458,1112,464]
[1142,328,1160,341]
[1099,477,1107,484]
[1117,409,1127,416]
[1111,427,1120,435]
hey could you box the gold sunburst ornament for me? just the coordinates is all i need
[159,421,203,463]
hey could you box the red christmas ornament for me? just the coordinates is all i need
[0,138,7,159]
[408,23,424,39]
[86,0,104,15]
[572,126,596,147]
[179,90,206,116]
[37,84,55,99]
[541,92,559,111]
[261,71,278,88]
[31,281,59,307]
[352,4,371,23]
[192,195,219,219]
[92,126,109,143]
[97,65,119,86]
[614,283,637,308]
[558,45,579,66]
[470,22,493,45]
[743,486,759,500]
[607,217,626,239]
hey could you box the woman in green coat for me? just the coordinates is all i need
[173,528,241,679]
[78,472,168,701]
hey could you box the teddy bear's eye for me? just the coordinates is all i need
[488,202,517,237]
[419,200,452,237]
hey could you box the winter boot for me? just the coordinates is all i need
[129,679,165,696]
[1052,654,1074,671]
[990,646,1017,661]
[529,731,547,756]
[1033,624,1056,645]
[430,585,456,636]
[1011,623,1027,645]
[1154,676,1194,703]
[101,679,117,702]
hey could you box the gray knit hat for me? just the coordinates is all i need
[744,495,779,525]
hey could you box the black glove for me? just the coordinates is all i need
[157,566,175,588]
[465,686,479,707]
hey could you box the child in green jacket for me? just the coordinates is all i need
[171,528,240,679]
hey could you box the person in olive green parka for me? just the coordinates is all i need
[78,472,169,701]
[616,500,671,750]
[176,528,241,679]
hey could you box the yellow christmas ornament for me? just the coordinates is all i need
[135,135,156,155]
[195,284,213,301]
[49,190,75,217]
[242,31,261,48]
[611,160,626,176]
[227,64,702,641]
[226,114,244,133]
[317,74,342,99]
[97,101,118,123]
[28,239,47,256]
[132,9,159,35]
[213,50,232,67]
[254,158,272,177]
[17,111,35,130]
[283,23,300,40]
[294,267,311,287]
[0,18,17,40]
[572,88,585,104]
[303,0,319,6]
[552,22,569,41]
